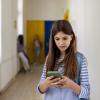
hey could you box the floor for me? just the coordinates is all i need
[0,65,44,100]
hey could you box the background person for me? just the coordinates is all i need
[17,35,31,72]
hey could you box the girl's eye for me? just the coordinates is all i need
[63,37,68,40]
[55,38,60,41]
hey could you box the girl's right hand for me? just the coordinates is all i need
[45,76,62,87]
[39,76,61,93]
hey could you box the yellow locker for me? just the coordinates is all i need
[26,20,45,64]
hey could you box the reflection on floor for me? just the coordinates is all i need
[0,65,44,100]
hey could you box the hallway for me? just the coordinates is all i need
[0,66,43,100]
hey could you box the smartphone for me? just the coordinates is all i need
[47,71,62,78]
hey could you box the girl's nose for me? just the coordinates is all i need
[59,40,64,45]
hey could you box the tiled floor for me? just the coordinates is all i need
[0,65,44,100]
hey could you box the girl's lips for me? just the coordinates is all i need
[59,46,66,48]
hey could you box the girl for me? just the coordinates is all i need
[37,20,90,100]
[33,34,41,66]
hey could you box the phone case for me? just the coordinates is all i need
[47,71,62,78]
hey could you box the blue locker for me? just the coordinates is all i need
[45,21,54,56]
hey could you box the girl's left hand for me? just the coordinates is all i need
[57,76,74,88]
[56,76,81,95]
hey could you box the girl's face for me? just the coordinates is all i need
[54,32,72,53]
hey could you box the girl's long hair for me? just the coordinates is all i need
[46,20,77,80]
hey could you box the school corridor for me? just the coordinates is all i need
[0,0,100,100]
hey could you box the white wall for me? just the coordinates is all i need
[0,0,1,62]
[0,0,1,90]
[0,0,18,91]
[70,0,100,99]
[24,0,67,20]
[70,0,85,51]
[84,0,100,99]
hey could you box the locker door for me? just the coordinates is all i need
[45,21,54,56]
[26,20,45,64]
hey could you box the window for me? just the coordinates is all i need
[17,0,23,35]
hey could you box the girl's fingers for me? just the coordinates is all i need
[50,82,62,87]
[51,77,61,83]
[47,76,54,80]
[61,76,67,79]
[58,78,67,84]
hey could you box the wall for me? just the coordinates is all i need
[70,0,100,99]
[0,0,18,92]
[24,0,67,20]
[0,0,1,90]
[84,0,100,99]
[0,0,1,62]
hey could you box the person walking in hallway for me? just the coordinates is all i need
[17,35,31,72]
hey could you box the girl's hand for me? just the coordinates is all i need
[39,76,81,95]
[39,76,62,93]
[56,76,74,88]
[45,76,62,87]
[57,76,81,95]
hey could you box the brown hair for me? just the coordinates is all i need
[46,20,77,80]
